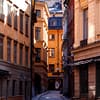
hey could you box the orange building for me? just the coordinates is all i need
[48,14,63,90]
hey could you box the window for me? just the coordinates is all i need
[19,44,23,65]
[7,80,10,96]
[83,8,88,40]
[49,48,55,57]
[49,34,55,40]
[0,0,3,14]
[50,20,56,26]
[25,47,28,66]
[80,65,88,96]
[19,81,23,95]
[96,62,100,97]
[20,10,24,33]
[7,38,11,62]
[14,41,17,64]
[12,80,16,96]
[36,10,41,17]
[25,81,28,100]
[0,34,3,59]
[0,0,4,21]
[49,64,54,73]
[25,15,29,36]
[7,3,12,26]
[35,27,41,40]
[14,7,18,30]
[35,48,41,62]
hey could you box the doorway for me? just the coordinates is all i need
[34,73,41,95]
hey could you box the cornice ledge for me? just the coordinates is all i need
[72,41,100,53]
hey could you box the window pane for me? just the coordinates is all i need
[20,11,23,33]
[35,27,41,40]
[80,65,88,95]
[14,41,17,64]
[7,3,12,26]
[20,44,23,65]
[25,47,28,66]
[35,48,41,62]
[36,10,41,17]
[0,35,3,59]
[19,81,23,95]
[0,0,4,21]
[12,80,16,96]
[14,8,17,30]
[96,62,100,97]
[83,8,88,40]
[7,38,11,62]
[0,0,3,14]
[49,34,55,40]
[49,64,54,73]
[25,15,29,36]
[50,20,56,26]
[49,48,55,57]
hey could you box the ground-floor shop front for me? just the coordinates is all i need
[0,61,31,100]
[73,57,100,100]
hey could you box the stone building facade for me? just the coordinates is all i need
[72,0,100,100]
[62,0,74,98]
[34,1,50,94]
[0,0,31,100]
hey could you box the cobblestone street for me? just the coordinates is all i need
[33,91,70,100]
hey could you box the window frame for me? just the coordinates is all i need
[25,14,29,37]
[36,9,41,17]
[96,62,100,97]
[12,80,16,96]
[19,81,23,95]
[35,27,41,40]
[19,44,23,65]
[7,2,12,26]
[50,19,56,26]
[0,34,3,59]
[7,38,11,62]
[49,48,55,58]
[83,8,88,40]
[13,6,18,30]
[49,34,55,40]
[14,41,17,64]
[0,0,4,21]
[20,10,24,33]
[80,65,88,96]
[49,64,55,73]
[35,48,41,62]
[25,46,29,66]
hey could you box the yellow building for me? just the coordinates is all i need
[34,1,50,94]
[72,0,100,99]
[0,0,31,100]
[48,14,63,90]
